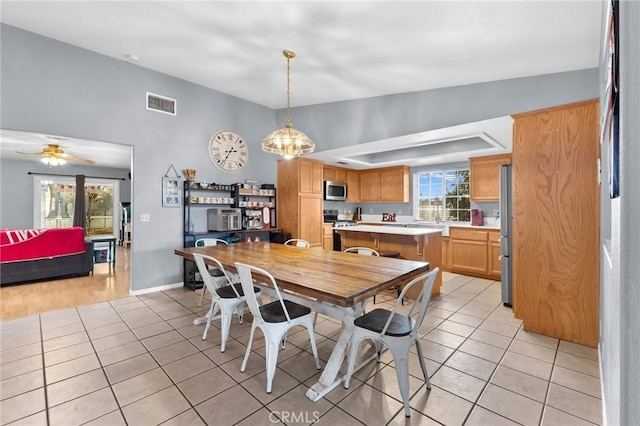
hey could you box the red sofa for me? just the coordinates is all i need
[0,227,94,286]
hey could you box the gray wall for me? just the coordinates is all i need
[1,23,598,293]
[600,2,640,425]
[0,24,278,291]
[0,160,130,229]
[281,69,598,150]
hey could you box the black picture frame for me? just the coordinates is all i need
[602,0,619,199]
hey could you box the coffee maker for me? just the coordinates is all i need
[244,210,264,229]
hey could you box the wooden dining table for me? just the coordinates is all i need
[174,241,430,401]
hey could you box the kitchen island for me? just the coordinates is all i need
[336,225,442,298]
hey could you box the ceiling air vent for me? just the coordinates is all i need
[146,92,176,116]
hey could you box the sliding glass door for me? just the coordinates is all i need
[33,175,120,237]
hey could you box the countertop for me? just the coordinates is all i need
[335,225,443,236]
[354,221,500,237]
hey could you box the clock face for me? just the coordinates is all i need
[208,130,249,173]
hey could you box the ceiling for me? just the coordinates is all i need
[0,1,602,169]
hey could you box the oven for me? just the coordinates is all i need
[323,209,357,251]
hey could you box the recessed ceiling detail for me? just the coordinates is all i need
[307,116,513,169]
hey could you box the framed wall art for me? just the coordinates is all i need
[602,0,619,199]
[162,165,182,207]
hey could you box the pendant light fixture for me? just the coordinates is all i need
[261,50,315,159]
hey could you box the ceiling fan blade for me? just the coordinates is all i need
[15,151,47,156]
[61,153,95,164]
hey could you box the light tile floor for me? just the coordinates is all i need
[0,273,602,425]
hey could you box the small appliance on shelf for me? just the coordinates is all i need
[244,210,265,230]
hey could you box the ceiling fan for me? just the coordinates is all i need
[16,143,95,167]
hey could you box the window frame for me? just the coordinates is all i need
[412,168,471,223]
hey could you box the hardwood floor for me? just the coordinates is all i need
[0,245,131,321]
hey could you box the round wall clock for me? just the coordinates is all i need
[208,130,249,173]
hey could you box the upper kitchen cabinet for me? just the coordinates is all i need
[300,159,324,194]
[346,169,360,203]
[277,158,323,246]
[323,165,347,183]
[359,165,410,203]
[324,165,359,202]
[469,153,512,201]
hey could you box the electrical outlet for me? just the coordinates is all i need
[140,213,150,222]
[493,209,500,217]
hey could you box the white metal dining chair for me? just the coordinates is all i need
[343,267,439,418]
[344,246,402,304]
[193,253,261,352]
[343,246,379,256]
[284,238,311,248]
[235,261,321,393]
[194,238,229,306]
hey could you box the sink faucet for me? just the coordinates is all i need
[434,215,441,223]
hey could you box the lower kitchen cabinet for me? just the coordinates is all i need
[448,227,501,280]
[488,230,502,277]
[322,223,334,251]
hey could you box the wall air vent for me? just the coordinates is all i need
[146,92,176,116]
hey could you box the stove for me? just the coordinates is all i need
[323,209,357,227]
[333,221,357,228]
[324,209,357,250]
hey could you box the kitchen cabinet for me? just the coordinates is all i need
[359,169,380,201]
[323,166,347,183]
[469,153,512,201]
[448,226,501,279]
[359,165,410,202]
[488,230,502,278]
[277,158,323,247]
[322,223,334,251]
[346,169,360,202]
[441,237,450,271]
[300,159,324,194]
[512,100,599,347]
[449,227,489,276]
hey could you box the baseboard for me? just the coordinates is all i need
[129,282,184,296]
[598,342,608,426]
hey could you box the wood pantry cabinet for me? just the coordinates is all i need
[469,153,512,201]
[277,158,323,247]
[358,165,410,202]
[512,100,599,347]
[447,227,501,280]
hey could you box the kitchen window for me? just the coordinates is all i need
[413,169,470,222]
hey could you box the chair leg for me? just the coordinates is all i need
[414,339,431,389]
[202,304,215,341]
[392,348,412,417]
[265,334,282,394]
[397,286,404,306]
[235,304,244,324]
[219,308,233,353]
[240,323,257,373]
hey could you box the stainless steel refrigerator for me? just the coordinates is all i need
[500,164,513,307]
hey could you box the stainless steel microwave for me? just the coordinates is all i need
[207,208,242,231]
[324,181,348,201]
